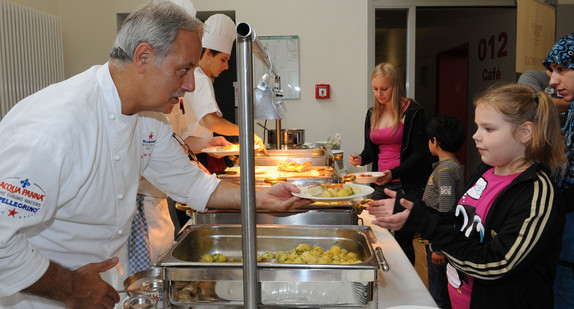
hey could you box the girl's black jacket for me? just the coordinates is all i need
[402,163,565,309]
[358,100,432,194]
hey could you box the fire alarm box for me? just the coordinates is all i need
[315,84,330,99]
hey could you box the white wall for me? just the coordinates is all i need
[191,0,370,171]
[9,0,372,172]
[9,0,574,174]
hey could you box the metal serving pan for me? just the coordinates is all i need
[157,224,381,307]
[190,204,359,226]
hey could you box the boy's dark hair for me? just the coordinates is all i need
[426,115,465,153]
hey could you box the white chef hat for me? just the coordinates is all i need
[154,0,196,17]
[202,14,236,55]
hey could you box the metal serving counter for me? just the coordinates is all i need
[361,213,438,308]
[147,212,438,309]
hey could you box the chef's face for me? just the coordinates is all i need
[372,75,393,106]
[206,50,230,78]
[144,30,202,114]
[548,63,574,103]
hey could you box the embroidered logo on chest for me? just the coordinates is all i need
[141,132,156,159]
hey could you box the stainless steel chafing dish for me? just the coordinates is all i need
[157,224,384,308]
[191,203,360,226]
[254,149,327,166]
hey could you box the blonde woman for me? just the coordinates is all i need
[349,62,431,264]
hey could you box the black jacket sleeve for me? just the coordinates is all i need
[359,108,374,167]
[402,164,565,283]
[390,103,430,181]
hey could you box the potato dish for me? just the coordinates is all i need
[199,243,361,265]
[306,183,359,198]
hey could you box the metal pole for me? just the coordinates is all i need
[236,22,259,309]
[275,119,281,149]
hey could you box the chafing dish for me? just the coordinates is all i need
[191,203,359,226]
[254,149,327,166]
[157,224,382,308]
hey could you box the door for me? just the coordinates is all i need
[436,44,469,168]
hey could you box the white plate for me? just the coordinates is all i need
[350,172,385,184]
[292,184,374,202]
[201,144,260,156]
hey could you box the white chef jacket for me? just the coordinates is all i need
[136,105,188,263]
[180,66,223,139]
[0,63,220,308]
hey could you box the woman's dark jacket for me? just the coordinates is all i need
[358,100,432,194]
[403,163,565,309]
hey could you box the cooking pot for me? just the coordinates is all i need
[267,129,305,147]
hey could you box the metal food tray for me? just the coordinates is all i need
[157,224,381,307]
[191,203,359,226]
[254,149,327,166]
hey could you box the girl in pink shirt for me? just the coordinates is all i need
[368,84,567,309]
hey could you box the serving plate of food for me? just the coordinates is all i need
[349,172,386,184]
[201,144,260,156]
[292,183,374,202]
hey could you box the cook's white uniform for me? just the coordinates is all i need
[137,180,175,263]
[0,63,220,308]
[180,66,222,139]
[136,105,190,265]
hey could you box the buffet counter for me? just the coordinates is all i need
[359,212,438,308]
[168,212,437,308]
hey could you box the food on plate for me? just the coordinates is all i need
[277,161,312,173]
[215,144,239,152]
[306,183,360,198]
[359,174,372,177]
[198,243,361,265]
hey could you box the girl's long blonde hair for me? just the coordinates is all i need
[474,83,566,173]
[370,63,406,133]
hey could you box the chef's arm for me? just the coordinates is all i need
[206,182,311,212]
[23,258,120,309]
[202,113,240,136]
[202,113,268,154]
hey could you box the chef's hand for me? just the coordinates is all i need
[23,257,120,309]
[258,182,312,211]
[65,257,120,309]
[367,188,413,231]
[374,170,392,185]
[184,136,231,155]
[349,155,362,166]
[254,134,268,156]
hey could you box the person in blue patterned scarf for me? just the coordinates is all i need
[544,32,574,309]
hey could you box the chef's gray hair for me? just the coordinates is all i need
[110,1,203,66]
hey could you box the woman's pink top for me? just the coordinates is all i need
[370,123,404,181]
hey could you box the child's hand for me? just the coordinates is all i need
[431,252,446,266]
[367,188,413,230]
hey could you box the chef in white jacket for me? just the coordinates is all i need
[0,2,309,309]
[180,13,267,160]
[131,0,232,274]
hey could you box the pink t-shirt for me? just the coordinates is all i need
[370,123,403,182]
[447,168,520,309]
